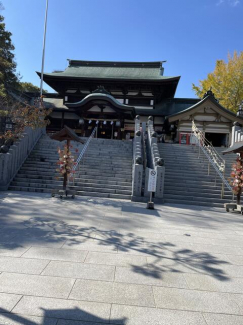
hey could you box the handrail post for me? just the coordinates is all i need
[198,134,201,158]
[221,168,225,199]
[69,127,97,187]
[192,121,232,197]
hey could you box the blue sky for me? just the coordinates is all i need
[2,0,243,98]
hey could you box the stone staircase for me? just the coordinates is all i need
[158,143,236,208]
[9,135,133,200]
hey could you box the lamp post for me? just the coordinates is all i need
[40,0,49,98]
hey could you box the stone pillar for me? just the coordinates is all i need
[132,116,143,199]
[132,163,143,198]
[231,122,242,146]
[155,165,165,198]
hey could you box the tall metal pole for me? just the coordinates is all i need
[40,0,49,98]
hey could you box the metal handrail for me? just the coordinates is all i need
[191,121,232,197]
[70,127,97,184]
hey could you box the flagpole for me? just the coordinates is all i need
[40,0,49,98]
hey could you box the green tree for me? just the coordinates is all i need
[18,82,48,93]
[192,51,243,113]
[0,5,19,98]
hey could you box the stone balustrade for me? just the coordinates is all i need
[0,127,45,190]
[144,117,165,199]
[132,116,143,198]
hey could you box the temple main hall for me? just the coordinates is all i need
[39,59,241,146]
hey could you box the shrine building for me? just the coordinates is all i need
[38,59,242,146]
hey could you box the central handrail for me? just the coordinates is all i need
[70,127,97,184]
[191,121,232,197]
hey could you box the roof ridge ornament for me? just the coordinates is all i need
[203,88,219,102]
[203,88,214,99]
[92,86,110,95]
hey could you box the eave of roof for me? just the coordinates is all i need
[68,60,166,68]
[37,71,180,83]
[222,141,243,154]
[66,93,135,111]
[50,125,84,143]
[168,95,243,123]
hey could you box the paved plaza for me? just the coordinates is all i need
[0,192,243,324]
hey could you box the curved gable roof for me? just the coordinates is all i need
[168,94,243,123]
[65,93,136,118]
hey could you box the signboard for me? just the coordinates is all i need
[124,124,135,131]
[148,169,157,192]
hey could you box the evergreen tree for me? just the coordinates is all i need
[0,3,19,98]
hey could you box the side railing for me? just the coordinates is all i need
[70,127,97,186]
[191,121,232,198]
[131,116,143,199]
[144,117,165,199]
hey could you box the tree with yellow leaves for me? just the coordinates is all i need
[192,51,243,113]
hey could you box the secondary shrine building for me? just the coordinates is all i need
[39,60,242,146]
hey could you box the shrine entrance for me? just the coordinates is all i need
[97,122,113,139]
[205,132,228,147]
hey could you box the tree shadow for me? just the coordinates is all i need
[0,214,230,281]
[0,193,233,282]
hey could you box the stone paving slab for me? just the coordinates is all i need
[115,266,188,288]
[0,314,57,325]
[184,273,243,293]
[110,304,207,324]
[12,296,111,323]
[42,261,115,281]
[203,313,243,325]
[22,247,88,263]
[153,286,241,314]
[62,241,118,253]
[57,320,109,325]
[2,192,243,324]
[0,256,49,275]
[85,251,147,267]
[225,254,243,265]
[0,273,75,299]
[0,245,30,258]
[0,292,22,311]
[9,237,66,249]
[69,279,155,307]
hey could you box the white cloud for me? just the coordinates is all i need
[229,0,240,6]
[216,0,224,6]
[216,0,240,6]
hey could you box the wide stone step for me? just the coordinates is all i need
[11,182,131,195]
[8,186,131,200]
[10,135,133,201]
[18,170,132,179]
[164,190,232,199]
[21,165,132,173]
[163,193,230,204]
[16,173,131,182]
[14,177,131,187]
[163,198,226,208]
[75,190,131,200]
[164,183,231,191]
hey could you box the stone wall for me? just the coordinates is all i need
[0,127,45,190]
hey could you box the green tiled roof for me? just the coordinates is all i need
[41,60,179,81]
